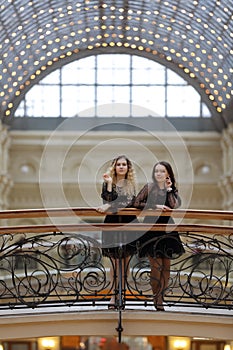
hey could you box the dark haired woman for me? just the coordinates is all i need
[134,161,185,311]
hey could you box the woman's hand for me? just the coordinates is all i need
[156,204,172,211]
[96,203,111,213]
[103,173,112,184]
[165,176,172,191]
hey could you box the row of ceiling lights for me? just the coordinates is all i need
[0,1,232,116]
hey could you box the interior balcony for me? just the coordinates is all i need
[0,208,232,343]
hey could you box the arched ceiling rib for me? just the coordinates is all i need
[0,0,232,127]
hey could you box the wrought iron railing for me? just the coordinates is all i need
[0,208,232,315]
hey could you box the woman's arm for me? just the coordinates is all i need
[101,182,118,203]
[167,189,181,209]
[133,184,149,209]
[96,182,118,213]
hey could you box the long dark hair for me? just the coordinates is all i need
[151,161,177,190]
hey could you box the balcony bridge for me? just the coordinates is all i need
[0,207,232,341]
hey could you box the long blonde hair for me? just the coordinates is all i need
[107,155,137,196]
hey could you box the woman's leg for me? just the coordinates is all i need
[149,256,170,310]
[157,258,170,309]
[148,256,163,307]
[161,257,171,292]
[108,256,129,308]
[108,259,117,307]
[118,256,130,309]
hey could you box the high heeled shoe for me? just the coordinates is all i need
[156,305,165,311]
[153,298,165,311]
[108,297,125,310]
[108,297,117,310]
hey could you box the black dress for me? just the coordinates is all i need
[101,182,140,259]
[134,183,185,259]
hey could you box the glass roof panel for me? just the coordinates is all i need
[0,0,232,129]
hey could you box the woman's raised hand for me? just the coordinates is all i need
[103,173,112,183]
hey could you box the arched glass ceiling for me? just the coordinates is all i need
[0,0,232,129]
[15,54,210,119]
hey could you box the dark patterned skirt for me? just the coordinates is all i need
[102,214,141,259]
[137,216,185,259]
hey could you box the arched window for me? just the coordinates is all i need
[15,54,210,118]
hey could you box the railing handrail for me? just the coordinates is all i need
[0,207,233,220]
[0,223,232,235]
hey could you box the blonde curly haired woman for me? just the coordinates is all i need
[96,155,140,309]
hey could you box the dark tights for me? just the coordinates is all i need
[148,256,170,308]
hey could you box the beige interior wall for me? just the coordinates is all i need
[219,123,233,211]
[6,129,224,218]
[1,123,232,224]
[0,123,12,210]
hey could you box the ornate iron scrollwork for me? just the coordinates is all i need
[0,231,232,311]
